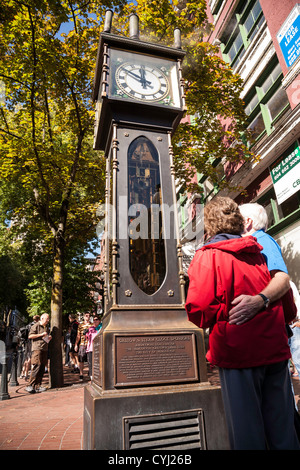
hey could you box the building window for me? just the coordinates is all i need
[258,188,300,232]
[248,112,265,140]
[244,59,290,141]
[267,87,290,122]
[211,0,225,18]
[220,0,264,68]
[244,0,264,41]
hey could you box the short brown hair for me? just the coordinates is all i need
[204,197,244,238]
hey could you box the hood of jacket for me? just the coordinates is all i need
[200,234,263,256]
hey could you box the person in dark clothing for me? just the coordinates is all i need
[68,314,79,373]
[19,315,40,380]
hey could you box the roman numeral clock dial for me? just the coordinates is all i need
[116,63,170,102]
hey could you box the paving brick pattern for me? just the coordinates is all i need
[0,366,86,450]
[0,364,299,450]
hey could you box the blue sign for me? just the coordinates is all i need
[277,5,300,68]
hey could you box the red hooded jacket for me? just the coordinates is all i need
[185,236,291,369]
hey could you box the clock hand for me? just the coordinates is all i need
[125,69,143,82]
[124,68,153,89]
[139,66,148,89]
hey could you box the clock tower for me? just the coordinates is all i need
[83,11,229,451]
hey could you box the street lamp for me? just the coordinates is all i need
[93,274,104,315]
[0,340,10,400]
[9,328,19,387]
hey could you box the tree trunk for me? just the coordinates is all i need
[49,234,64,388]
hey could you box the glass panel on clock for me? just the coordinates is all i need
[128,136,166,295]
[109,48,181,108]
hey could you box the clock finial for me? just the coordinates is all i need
[103,9,113,32]
[174,28,181,49]
[129,13,139,40]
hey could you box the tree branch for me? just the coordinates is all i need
[0,128,21,140]
[0,73,30,89]
[27,5,55,233]
[0,108,21,140]
[44,88,54,150]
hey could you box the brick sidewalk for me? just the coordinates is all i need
[0,364,299,450]
[0,365,87,450]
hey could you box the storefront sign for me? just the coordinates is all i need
[277,4,300,68]
[270,142,300,205]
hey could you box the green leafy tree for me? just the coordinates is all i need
[0,0,109,386]
[0,254,29,318]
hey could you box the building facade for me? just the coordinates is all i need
[203,0,300,288]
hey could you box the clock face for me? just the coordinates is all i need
[115,63,170,102]
[109,49,181,108]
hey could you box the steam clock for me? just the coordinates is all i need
[83,11,229,450]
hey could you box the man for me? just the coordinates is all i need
[228,202,300,441]
[19,315,40,381]
[229,203,290,325]
[25,313,52,393]
[75,313,92,381]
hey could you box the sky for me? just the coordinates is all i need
[56,12,98,38]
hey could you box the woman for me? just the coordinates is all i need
[185,197,299,450]
[86,316,102,380]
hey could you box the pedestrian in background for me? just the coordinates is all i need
[185,197,299,450]
[19,315,40,381]
[86,316,102,380]
[68,314,79,374]
[64,325,72,366]
[25,313,52,393]
[75,313,92,381]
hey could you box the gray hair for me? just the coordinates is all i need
[239,203,269,231]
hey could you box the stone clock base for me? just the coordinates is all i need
[83,308,229,450]
[83,382,230,450]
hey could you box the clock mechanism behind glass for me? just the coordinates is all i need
[128,136,166,295]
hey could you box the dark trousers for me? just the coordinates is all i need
[219,360,300,450]
[87,351,93,377]
[29,350,48,387]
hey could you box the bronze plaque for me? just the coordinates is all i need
[92,333,103,387]
[114,333,198,387]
